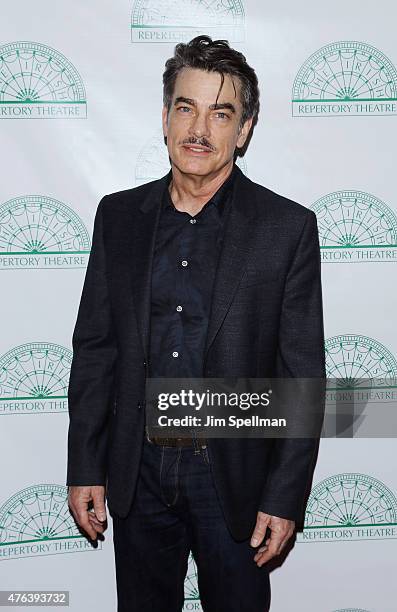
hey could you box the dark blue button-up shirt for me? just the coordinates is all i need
[149,164,237,379]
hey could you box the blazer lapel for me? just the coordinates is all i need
[129,172,170,363]
[129,165,258,366]
[203,166,257,368]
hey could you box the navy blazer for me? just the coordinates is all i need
[66,165,326,541]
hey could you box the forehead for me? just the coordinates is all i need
[172,67,241,105]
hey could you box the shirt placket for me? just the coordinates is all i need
[174,213,197,377]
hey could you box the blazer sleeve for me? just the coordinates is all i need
[66,196,118,486]
[259,210,326,521]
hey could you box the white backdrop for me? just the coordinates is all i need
[1,2,396,611]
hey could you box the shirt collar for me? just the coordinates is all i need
[163,163,238,217]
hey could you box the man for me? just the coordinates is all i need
[67,36,325,611]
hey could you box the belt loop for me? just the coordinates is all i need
[191,429,199,454]
[192,429,205,455]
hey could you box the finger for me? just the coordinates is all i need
[92,491,107,522]
[76,505,100,540]
[253,541,273,561]
[78,513,99,540]
[68,492,89,522]
[254,550,273,566]
[88,519,106,534]
[88,513,107,531]
[253,528,294,564]
[259,538,270,547]
[254,538,270,555]
[255,537,288,566]
[253,549,267,562]
[255,530,283,564]
[68,491,99,540]
[250,516,270,547]
[270,529,294,553]
[88,513,106,527]
[255,541,280,565]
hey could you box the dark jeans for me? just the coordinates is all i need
[111,434,271,612]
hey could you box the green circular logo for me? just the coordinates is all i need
[293,41,397,102]
[306,473,397,528]
[135,131,247,184]
[312,191,397,249]
[0,195,91,255]
[0,342,72,401]
[131,0,245,42]
[132,0,244,27]
[325,334,397,387]
[0,484,79,545]
[292,41,397,116]
[0,41,85,102]
[0,42,86,118]
[184,552,199,600]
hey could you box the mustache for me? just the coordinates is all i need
[181,137,215,151]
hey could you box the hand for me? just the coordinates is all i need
[68,485,107,541]
[250,511,295,567]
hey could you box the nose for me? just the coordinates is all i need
[188,112,210,139]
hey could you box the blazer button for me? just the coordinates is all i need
[137,401,142,410]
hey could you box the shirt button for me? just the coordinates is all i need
[172,351,179,358]
[190,218,197,224]
[181,260,188,267]
[176,305,183,312]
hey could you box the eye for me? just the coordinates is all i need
[177,106,191,113]
[215,112,229,119]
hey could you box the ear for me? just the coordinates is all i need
[236,116,253,149]
[162,106,169,139]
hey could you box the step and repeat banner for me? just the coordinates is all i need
[1,1,396,611]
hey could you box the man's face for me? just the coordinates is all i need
[162,67,252,177]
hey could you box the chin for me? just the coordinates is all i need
[183,165,212,176]
[171,154,219,176]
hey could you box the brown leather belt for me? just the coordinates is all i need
[148,435,207,448]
